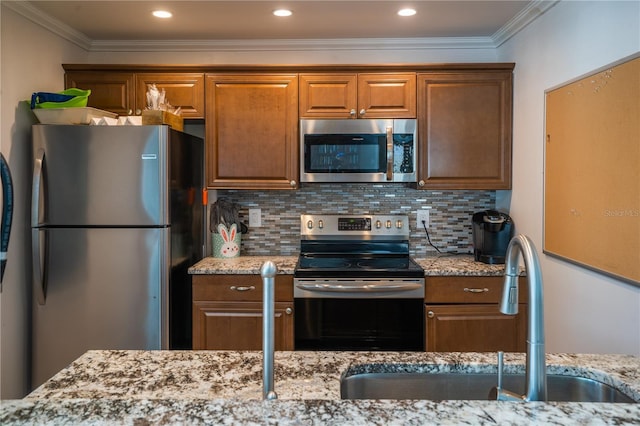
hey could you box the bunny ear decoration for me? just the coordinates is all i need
[218,223,230,242]
[229,223,237,241]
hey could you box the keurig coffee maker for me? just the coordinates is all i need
[472,210,514,264]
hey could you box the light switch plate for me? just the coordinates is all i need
[249,208,261,227]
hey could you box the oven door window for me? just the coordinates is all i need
[294,298,424,351]
[303,134,386,173]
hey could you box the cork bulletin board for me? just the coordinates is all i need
[544,53,639,286]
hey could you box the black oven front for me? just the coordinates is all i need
[293,280,425,351]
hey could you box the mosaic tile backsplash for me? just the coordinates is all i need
[213,184,495,257]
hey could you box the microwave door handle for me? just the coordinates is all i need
[386,126,393,180]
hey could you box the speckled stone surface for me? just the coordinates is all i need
[189,256,298,275]
[3,350,638,425]
[188,255,515,276]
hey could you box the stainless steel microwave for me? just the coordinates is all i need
[300,119,417,183]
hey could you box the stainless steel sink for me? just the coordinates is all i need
[340,372,636,403]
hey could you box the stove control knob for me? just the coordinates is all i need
[386,220,392,229]
[375,220,382,229]
[306,220,313,230]
[318,220,324,229]
[396,220,403,229]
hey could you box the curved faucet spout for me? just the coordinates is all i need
[496,234,547,402]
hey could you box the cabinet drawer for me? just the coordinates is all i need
[192,274,293,302]
[425,276,527,304]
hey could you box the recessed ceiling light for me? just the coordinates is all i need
[273,9,293,17]
[398,8,417,17]
[152,10,173,19]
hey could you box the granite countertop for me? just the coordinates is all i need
[189,255,512,276]
[2,350,638,424]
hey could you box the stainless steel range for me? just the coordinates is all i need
[294,214,425,351]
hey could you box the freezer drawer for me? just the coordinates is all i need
[31,227,168,389]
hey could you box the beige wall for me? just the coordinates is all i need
[497,0,640,355]
[0,5,87,399]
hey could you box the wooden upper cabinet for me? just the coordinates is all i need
[299,73,416,118]
[65,71,135,115]
[65,71,205,118]
[417,71,513,189]
[205,74,299,189]
[358,73,416,118]
[135,73,204,118]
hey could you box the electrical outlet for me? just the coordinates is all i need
[416,209,429,229]
[249,208,261,227]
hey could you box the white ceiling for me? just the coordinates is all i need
[9,1,558,50]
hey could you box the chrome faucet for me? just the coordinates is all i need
[492,234,547,402]
[261,261,278,400]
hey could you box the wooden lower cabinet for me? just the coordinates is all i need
[425,276,527,352]
[425,304,527,352]
[192,274,294,350]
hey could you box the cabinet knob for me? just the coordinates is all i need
[230,285,255,292]
[427,310,435,318]
[135,109,142,115]
[285,307,293,315]
[349,109,356,117]
[359,108,366,116]
[418,180,425,187]
[290,180,297,188]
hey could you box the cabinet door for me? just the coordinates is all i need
[299,74,357,118]
[135,73,205,118]
[425,304,527,352]
[206,74,299,189]
[192,301,294,350]
[358,73,416,118]
[417,72,513,189]
[65,71,135,115]
[299,73,416,118]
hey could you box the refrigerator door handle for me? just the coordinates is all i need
[32,148,45,227]
[32,149,47,305]
[31,228,47,305]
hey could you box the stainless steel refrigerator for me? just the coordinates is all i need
[30,124,204,389]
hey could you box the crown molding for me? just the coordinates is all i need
[6,0,556,53]
[89,37,496,52]
[492,0,560,47]
[3,1,92,50]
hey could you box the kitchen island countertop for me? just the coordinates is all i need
[2,350,638,424]
[188,254,512,276]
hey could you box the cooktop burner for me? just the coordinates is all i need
[355,258,412,269]
[299,258,352,269]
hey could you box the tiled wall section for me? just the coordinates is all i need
[215,184,495,257]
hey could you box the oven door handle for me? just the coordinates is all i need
[296,282,423,293]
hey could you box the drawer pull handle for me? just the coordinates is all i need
[464,287,489,293]
[230,285,255,292]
